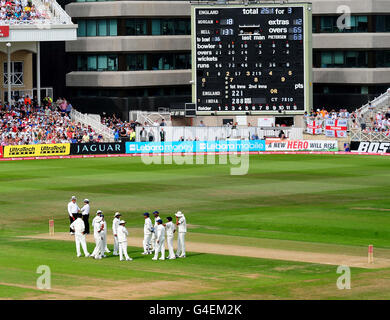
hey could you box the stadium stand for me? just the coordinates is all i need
[0,0,49,24]
[0,99,104,145]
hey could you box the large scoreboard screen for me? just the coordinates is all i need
[192,4,312,114]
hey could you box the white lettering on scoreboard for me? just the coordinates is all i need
[194,5,308,113]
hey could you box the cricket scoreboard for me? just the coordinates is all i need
[191,3,312,115]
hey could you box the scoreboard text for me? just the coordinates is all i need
[193,5,311,114]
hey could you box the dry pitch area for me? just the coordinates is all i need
[27,232,390,269]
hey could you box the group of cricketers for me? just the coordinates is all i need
[67,196,187,261]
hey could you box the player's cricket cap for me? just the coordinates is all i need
[71,196,76,200]
[114,212,121,217]
[96,210,103,215]
[143,212,150,217]
[166,216,172,221]
[153,211,159,215]
[157,219,163,224]
[175,211,183,217]
[84,199,89,203]
[119,220,126,224]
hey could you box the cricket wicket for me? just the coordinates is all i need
[368,244,374,264]
[49,219,55,236]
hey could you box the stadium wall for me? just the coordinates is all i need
[2,140,390,162]
[1,139,341,159]
[2,139,390,161]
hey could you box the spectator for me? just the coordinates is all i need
[114,129,119,142]
[119,127,128,141]
[278,130,286,140]
[160,128,166,142]
[148,130,154,142]
[129,128,136,142]
[359,116,366,131]
[139,127,147,142]
[66,103,72,117]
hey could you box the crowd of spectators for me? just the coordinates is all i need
[101,114,146,142]
[0,0,48,23]
[304,108,352,120]
[352,107,390,133]
[0,96,104,146]
[305,106,390,133]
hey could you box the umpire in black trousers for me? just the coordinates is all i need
[81,199,91,234]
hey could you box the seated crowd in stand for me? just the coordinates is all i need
[101,114,140,142]
[0,0,47,22]
[0,96,104,146]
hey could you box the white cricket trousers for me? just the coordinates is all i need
[92,234,104,259]
[113,235,119,255]
[151,232,156,251]
[153,239,165,260]
[176,232,186,257]
[143,233,152,253]
[103,234,110,253]
[75,234,89,256]
[119,241,130,260]
[167,235,175,258]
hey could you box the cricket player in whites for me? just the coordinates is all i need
[152,219,165,261]
[117,220,132,261]
[70,213,90,257]
[165,217,176,259]
[175,211,187,258]
[92,210,102,229]
[91,213,105,259]
[151,211,162,252]
[90,210,102,257]
[142,212,153,255]
[112,212,121,256]
[101,214,109,257]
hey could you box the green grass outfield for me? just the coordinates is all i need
[1,154,390,299]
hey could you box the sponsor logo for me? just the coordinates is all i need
[40,145,68,155]
[351,141,390,153]
[4,144,70,158]
[0,146,3,158]
[70,143,125,155]
[265,139,338,151]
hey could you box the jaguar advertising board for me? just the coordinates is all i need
[70,143,126,155]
